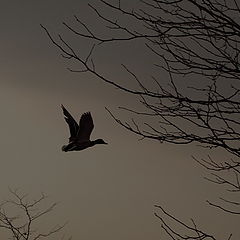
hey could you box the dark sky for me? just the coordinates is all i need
[0,1,239,239]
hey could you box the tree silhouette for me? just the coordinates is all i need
[0,188,70,240]
[41,0,240,239]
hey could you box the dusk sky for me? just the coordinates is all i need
[1,1,239,239]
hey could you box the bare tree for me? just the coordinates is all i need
[41,0,240,239]
[0,188,70,240]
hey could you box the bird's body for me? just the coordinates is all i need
[61,105,107,152]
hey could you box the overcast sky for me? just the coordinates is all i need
[0,1,239,239]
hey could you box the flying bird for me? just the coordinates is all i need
[61,105,107,152]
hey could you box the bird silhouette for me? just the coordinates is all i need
[61,105,107,152]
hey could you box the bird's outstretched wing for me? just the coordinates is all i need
[61,105,79,142]
[77,112,94,141]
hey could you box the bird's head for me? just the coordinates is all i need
[94,139,108,145]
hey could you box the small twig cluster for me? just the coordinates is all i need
[0,188,69,240]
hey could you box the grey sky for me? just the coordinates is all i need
[0,1,239,239]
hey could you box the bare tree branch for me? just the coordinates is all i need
[0,188,70,240]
